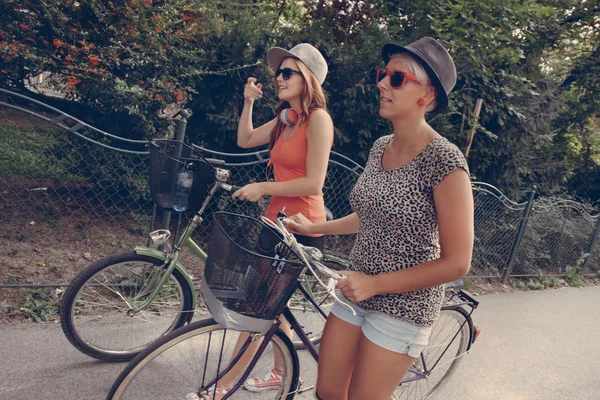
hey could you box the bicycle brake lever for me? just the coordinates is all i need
[277,207,287,220]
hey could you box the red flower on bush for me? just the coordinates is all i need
[173,89,185,102]
[53,38,65,48]
[88,55,100,68]
[181,11,201,23]
[67,75,82,90]
[79,40,94,52]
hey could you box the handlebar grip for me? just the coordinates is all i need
[312,260,344,281]
[206,158,226,165]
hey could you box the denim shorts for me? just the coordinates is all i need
[330,293,432,358]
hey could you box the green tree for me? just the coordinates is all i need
[1,0,598,204]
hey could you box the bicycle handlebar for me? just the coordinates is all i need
[260,212,357,316]
[149,140,220,171]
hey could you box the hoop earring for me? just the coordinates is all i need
[280,108,303,126]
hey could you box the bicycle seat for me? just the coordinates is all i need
[324,206,334,221]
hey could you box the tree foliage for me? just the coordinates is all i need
[0,0,598,204]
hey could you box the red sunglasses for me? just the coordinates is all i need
[376,69,423,89]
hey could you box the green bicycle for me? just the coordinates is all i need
[59,139,345,362]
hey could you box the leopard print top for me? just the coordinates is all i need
[349,135,469,327]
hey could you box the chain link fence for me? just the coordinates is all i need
[1,89,599,289]
[163,144,360,256]
[512,198,599,277]
[471,184,600,279]
[0,90,151,230]
[0,89,358,265]
[470,183,528,277]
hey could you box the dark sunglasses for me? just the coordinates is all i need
[376,69,422,89]
[276,67,302,80]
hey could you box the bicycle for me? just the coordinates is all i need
[288,251,349,349]
[59,139,344,362]
[107,211,481,400]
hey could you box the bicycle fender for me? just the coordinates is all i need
[133,246,197,322]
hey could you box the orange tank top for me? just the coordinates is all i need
[265,118,329,237]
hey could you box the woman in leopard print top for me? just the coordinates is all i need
[286,37,474,400]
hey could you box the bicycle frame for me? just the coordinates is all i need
[200,288,478,399]
[127,180,225,314]
[200,282,325,399]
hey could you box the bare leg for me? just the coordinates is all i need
[316,314,362,400]
[274,314,293,372]
[217,332,263,389]
[216,314,291,389]
[348,335,415,400]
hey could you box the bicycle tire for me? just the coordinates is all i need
[290,251,349,349]
[107,318,300,400]
[60,250,194,362]
[393,306,472,399]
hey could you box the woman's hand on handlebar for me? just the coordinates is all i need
[232,182,265,202]
[336,270,378,303]
[283,213,315,235]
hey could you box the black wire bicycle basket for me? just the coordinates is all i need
[202,212,304,324]
[149,139,215,211]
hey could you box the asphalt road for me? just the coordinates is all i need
[1,286,599,399]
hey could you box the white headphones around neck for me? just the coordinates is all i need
[280,108,304,126]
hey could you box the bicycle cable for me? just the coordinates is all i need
[259,215,357,316]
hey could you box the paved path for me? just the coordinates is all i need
[1,286,599,399]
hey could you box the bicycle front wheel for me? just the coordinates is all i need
[60,250,194,362]
[393,306,472,399]
[289,251,348,349]
[289,274,333,349]
[108,319,300,400]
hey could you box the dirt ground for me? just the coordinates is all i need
[0,209,208,324]
[1,210,597,324]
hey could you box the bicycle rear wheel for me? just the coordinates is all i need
[393,306,472,399]
[60,250,194,362]
[108,319,299,400]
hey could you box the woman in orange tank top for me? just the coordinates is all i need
[201,44,334,399]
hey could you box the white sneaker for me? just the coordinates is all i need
[185,386,228,400]
[243,368,283,392]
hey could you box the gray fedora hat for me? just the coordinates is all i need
[267,43,328,85]
[382,37,456,113]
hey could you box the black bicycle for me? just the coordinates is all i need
[107,210,481,399]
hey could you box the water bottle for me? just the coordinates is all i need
[445,279,463,289]
[172,163,194,212]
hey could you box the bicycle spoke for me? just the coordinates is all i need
[108,322,298,399]
[394,308,470,399]
[65,256,189,357]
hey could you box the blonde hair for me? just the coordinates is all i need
[269,58,328,150]
[390,53,438,112]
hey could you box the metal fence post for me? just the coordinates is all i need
[158,110,190,249]
[581,217,600,272]
[502,187,536,283]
